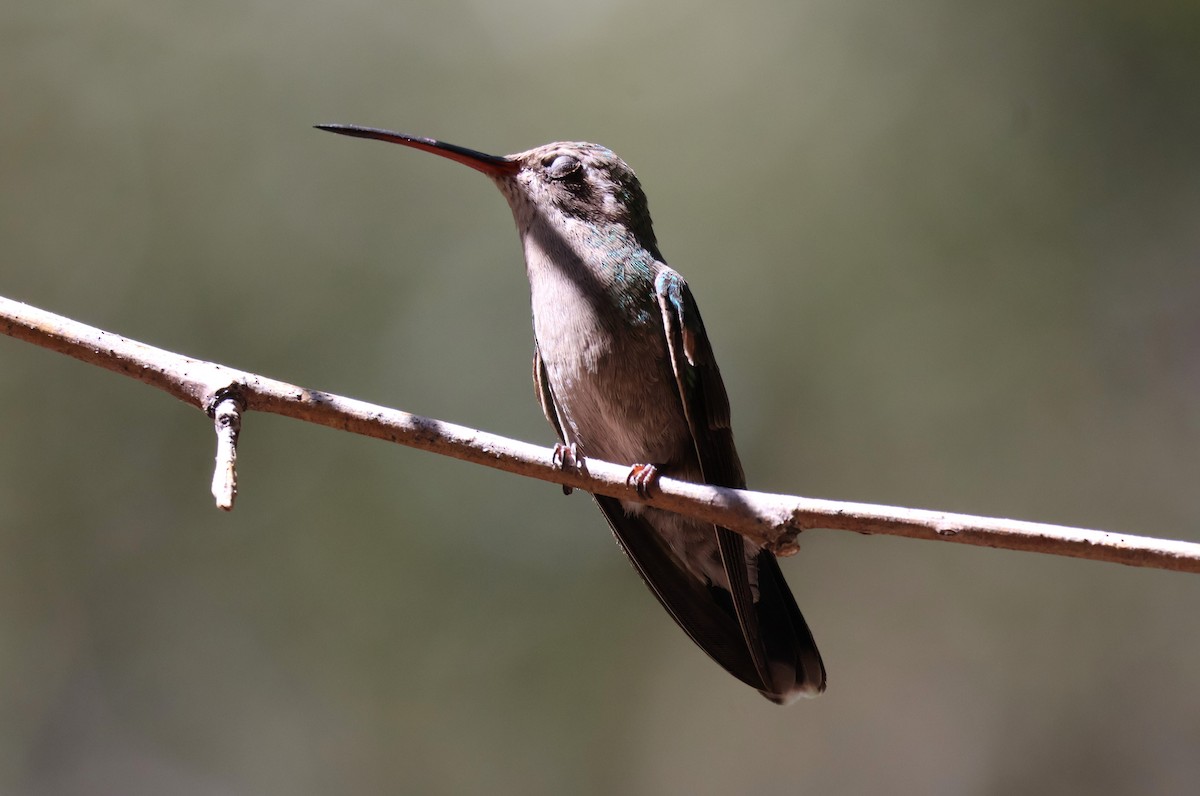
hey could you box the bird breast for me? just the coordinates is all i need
[523,241,695,473]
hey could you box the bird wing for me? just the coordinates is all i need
[652,271,744,489]
[653,268,773,688]
[654,268,825,701]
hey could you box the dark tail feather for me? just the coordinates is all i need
[594,496,825,703]
[753,551,826,703]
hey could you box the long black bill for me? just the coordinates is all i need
[315,124,518,177]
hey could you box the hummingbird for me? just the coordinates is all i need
[317,124,826,703]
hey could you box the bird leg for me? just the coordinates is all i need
[551,442,580,495]
[625,463,660,498]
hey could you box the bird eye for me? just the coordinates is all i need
[545,154,581,180]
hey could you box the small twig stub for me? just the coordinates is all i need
[210,393,244,511]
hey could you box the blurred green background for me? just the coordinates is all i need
[3,1,1199,793]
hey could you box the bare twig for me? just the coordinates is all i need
[2,294,1198,573]
[210,392,243,510]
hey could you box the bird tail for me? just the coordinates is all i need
[594,495,825,703]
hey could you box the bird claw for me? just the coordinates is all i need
[626,463,660,498]
[551,442,580,495]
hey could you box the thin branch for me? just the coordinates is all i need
[3,294,1198,574]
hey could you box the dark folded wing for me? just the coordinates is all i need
[655,268,826,700]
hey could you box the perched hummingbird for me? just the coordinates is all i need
[317,124,826,703]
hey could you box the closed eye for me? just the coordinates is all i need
[545,154,582,180]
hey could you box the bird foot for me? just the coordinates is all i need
[626,463,660,498]
[551,442,581,495]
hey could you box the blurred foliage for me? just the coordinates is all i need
[2,0,1199,793]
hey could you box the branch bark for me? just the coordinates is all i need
[3,294,1198,574]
